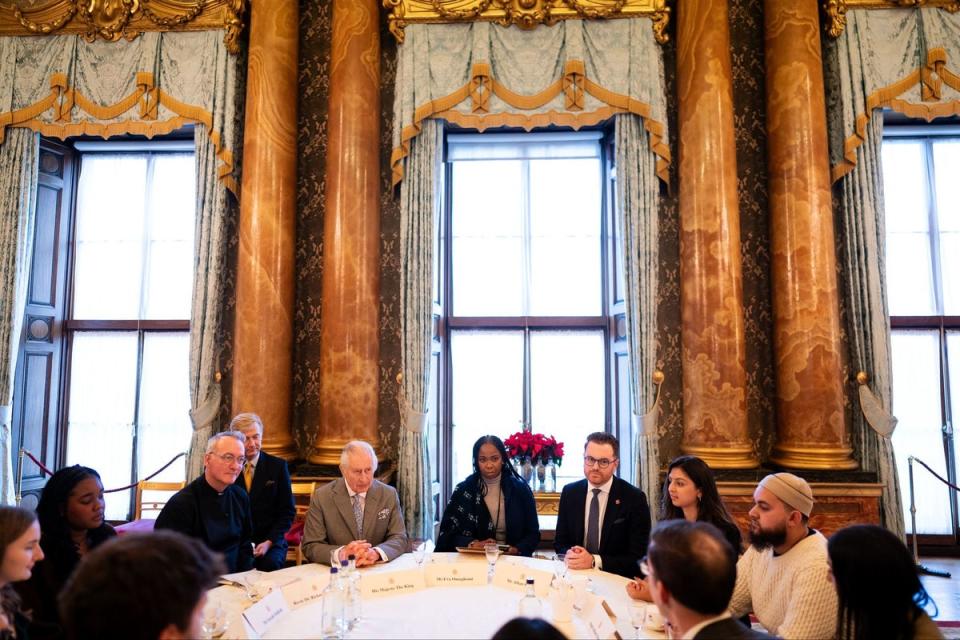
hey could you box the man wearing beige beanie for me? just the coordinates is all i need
[727,473,838,638]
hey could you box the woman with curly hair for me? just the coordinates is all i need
[16,465,115,639]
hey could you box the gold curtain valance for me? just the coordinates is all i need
[0,71,238,194]
[831,47,960,183]
[0,0,246,54]
[390,59,671,187]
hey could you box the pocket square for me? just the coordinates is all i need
[377,508,391,520]
[265,480,275,486]
[614,517,626,524]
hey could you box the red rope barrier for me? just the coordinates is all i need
[19,449,187,493]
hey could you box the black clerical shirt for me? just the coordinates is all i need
[156,475,254,573]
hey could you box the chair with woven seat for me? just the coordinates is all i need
[285,481,316,566]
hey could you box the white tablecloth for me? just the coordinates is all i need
[209,553,667,639]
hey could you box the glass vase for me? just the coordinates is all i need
[536,461,546,492]
[521,459,534,488]
[544,461,557,493]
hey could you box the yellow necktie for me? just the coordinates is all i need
[244,464,254,491]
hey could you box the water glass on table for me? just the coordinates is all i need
[629,601,647,640]
[484,543,500,582]
[553,552,567,586]
[412,542,426,567]
[201,598,227,639]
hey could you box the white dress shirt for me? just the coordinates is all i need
[340,484,388,562]
[583,476,613,570]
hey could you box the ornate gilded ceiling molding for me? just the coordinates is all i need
[383,0,670,45]
[823,0,960,38]
[0,0,247,54]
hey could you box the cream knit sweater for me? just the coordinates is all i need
[728,530,838,639]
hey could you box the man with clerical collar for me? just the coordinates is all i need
[156,431,254,573]
[230,413,295,571]
[727,472,837,638]
[302,440,408,566]
[646,520,772,639]
[554,432,651,578]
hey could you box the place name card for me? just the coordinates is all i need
[581,593,620,640]
[425,561,488,587]
[241,589,290,638]
[360,569,426,598]
[492,562,552,597]
[282,574,329,610]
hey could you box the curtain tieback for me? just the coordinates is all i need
[856,372,897,438]
[0,405,10,426]
[189,383,222,433]
[403,405,428,434]
[632,370,664,437]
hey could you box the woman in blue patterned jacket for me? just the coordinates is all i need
[436,435,540,556]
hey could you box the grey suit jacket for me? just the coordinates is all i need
[302,478,408,565]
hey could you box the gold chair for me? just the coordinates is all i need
[134,480,185,520]
[286,481,317,566]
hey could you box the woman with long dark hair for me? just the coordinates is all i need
[829,524,942,640]
[627,455,741,601]
[436,435,540,556]
[0,506,45,639]
[16,465,115,639]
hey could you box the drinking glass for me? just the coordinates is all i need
[553,552,567,585]
[484,543,500,583]
[413,543,426,567]
[201,598,227,639]
[629,602,647,640]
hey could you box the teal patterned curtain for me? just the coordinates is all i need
[0,129,39,504]
[397,119,443,540]
[615,114,661,518]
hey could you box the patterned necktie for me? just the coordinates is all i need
[585,488,601,554]
[352,494,364,539]
[243,464,254,491]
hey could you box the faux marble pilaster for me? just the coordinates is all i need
[232,0,298,459]
[677,0,757,468]
[311,0,382,464]
[764,0,856,469]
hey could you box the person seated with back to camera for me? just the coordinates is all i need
[436,435,540,556]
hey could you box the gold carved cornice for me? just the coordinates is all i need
[383,0,670,45]
[0,0,247,54]
[823,0,960,38]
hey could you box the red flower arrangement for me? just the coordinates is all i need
[504,431,564,466]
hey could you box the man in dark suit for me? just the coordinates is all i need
[554,432,650,578]
[231,413,296,571]
[646,520,774,639]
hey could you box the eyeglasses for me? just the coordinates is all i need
[583,455,617,469]
[210,452,246,466]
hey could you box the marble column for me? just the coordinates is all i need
[310,0,382,464]
[765,0,856,469]
[677,0,758,468]
[232,0,298,459]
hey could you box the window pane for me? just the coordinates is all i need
[451,161,524,316]
[65,332,138,520]
[72,155,147,319]
[890,330,952,535]
[948,331,960,521]
[933,140,960,233]
[136,332,191,485]
[940,232,960,315]
[450,331,523,485]
[528,158,602,316]
[530,330,605,490]
[885,233,937,316]
[143,154,195,319]
[881,141,929,234]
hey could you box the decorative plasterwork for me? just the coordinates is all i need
[383,0,670,45]
[823,0,960,38]
[0,0,247,54]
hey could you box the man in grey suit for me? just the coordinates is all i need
[302,440,408,566]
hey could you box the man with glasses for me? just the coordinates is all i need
[156,431,255,572]
[554,432,650,578]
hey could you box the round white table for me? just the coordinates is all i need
[209,553,667,639]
